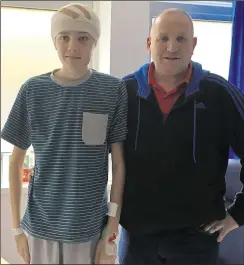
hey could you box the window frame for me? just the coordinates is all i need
[150,1,233,22]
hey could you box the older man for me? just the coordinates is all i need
[118,8,244,265]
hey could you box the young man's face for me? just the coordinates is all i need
[147,12,197,76]
[55,31,95,72]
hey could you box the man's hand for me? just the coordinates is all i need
[94,239,117,264]
[15,233,30,264]
[204,212,239,242]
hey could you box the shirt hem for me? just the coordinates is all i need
[21,223,102,244]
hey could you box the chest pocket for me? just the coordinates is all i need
[82,112,108,145]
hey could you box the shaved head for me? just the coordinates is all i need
[151,8,194,38]
[147,8,197,77]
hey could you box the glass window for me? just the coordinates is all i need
[151,1,233,22]
[192,20,232,79]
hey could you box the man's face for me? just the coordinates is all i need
[147,12,197,76]
[55,31,95,73]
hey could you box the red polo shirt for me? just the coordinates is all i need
[148,63,192,118]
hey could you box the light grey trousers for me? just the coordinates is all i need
[28,234,100,264]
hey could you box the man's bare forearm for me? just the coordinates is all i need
[9,162,23,228]
[9,147,27,228]
[107,143,125,234]
[107,162,125,232]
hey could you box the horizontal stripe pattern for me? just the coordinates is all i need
[1,70,127,243]
[206,73,244,120]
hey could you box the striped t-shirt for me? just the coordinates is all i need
[1,69,127,243]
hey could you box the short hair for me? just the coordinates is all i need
[152,8,194,36]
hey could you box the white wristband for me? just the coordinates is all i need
[107,202,118,217]
[12,227,24,236]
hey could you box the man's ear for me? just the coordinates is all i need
[54,37,58,50]
[146,36,151,54]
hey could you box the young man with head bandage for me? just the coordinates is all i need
[1,3,127,264]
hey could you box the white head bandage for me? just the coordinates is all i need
[51,3,101,43]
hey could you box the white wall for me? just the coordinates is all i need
[92,1,112,74]
[93,1,150,77]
